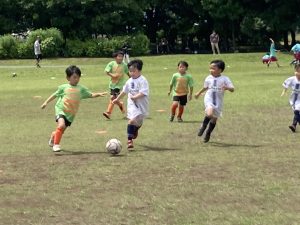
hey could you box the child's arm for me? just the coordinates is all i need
[91,92,107,98]
[223,86,234,92]
[188,87,193,101]
[168,84,173,96]
[106,71,118,79]
[112,91,126,104]
[41,94,56,109]
[131,92,145,100]
[281,88,287,97]
[194,87,208,99]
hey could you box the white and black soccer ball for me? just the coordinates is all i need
[106,138,122,155]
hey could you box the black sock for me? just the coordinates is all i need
[206,122,216,135]
[127,124,136,140]
[294,110,300,125]
[201,116,210,129]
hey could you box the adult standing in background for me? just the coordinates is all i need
[34,36,42,68]
[210,30,220,55]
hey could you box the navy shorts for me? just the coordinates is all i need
[173,95,188,106]
[35,54,42,60]
[55,114,72,127]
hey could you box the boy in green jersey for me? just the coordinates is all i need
[168,61,194,122]
[103,51,129,119]
[41,65,107,152]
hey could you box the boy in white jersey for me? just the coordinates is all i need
[112,59,149,149]
[195,60,234,142]
[281,63,300,132]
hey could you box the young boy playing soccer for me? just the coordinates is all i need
[195,59,234,143]
[281,63,300,132]
[41,65,107,152]
[103,51,129,119]
[112,59,149,149]
[168,61,194,122]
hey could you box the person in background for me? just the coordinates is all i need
[210,30,220,55]
[34,36,42,68]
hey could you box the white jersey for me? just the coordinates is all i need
[282,76,300,110]
[123,75,149,120]
[203,74,234,117]
[34,40,41,55]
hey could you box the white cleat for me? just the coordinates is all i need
[52,145,61,152]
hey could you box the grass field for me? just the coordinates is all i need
[1,53,300,225]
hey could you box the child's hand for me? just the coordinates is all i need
[167,91,171,96]
[194,93,199,99]
[99,92,108,97]
[41,103,47,109]
[112,99,117,104]
[188,94,192,101]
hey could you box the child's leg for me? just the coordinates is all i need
[198,115,211,137]
[114,99,125,113]
[103,95,115,119]
[170,101,178,121]
[177,105,184,122]
[289,110,300,132]
[53,118,66,145]
[204,117,217,143]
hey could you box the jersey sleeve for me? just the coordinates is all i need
[224,76,234,88]
[140,78,149,96]
[203,76,210,88]
[122,79,130,93]
[188,75,194,88]
[54,85,65,97]
[80,86,93,99]
[104,61,113,73]
[283,77,292,89]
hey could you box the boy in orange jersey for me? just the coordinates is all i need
[41,65,107,152]
[168,61,194,122]
[103,51,129,119]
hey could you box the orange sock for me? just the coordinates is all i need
[106,100,114,114]
[54,127,64,145]
[178,105,184,118]
[171,103,177,115]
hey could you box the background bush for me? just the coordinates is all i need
[0,35,18,59]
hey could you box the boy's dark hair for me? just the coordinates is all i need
[210,59,225,72]
[294,63,300,69]
[65,65,81,77]
[112,51,124,58]
[178,60,189,68]
[128,59,143,71]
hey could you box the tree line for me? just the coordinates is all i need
[0,0,299,54]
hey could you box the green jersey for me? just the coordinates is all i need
[54,84,92,122]
[170,72,194,96]
[104,61,128,89]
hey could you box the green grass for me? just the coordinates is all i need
[1,53,300,225]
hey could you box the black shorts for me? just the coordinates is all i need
[110,88,121,97]
[35,54,42,60]
[55,114,72,127]
[173,95,188,106]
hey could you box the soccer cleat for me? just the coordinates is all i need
[169,115,175,122]
[177,117,183,122]
[52,145,61,152]
[203,133,211,143]
[289,125,296,133]
[127,140,134,149]
[48,136,54,147]
[102,112,111,119]
[198,126,207,137]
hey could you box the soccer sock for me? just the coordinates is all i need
[294,110,300,125]
[127,124,136,140]
[201,116,210,129]
[106,100,114,114]
[206,122,216,135]
[54,127,64,145]
[171,103,177,116]
[178,105,184,118]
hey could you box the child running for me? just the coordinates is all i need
[168,61,194,122]
[281,63,300,132]
[41,65,107,152]
[112,59,149,149]
[267,38,280,67]
[103,51,129,119]
[195,60,234,143]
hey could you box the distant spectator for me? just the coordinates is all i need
[210,30,220,55]
[34,36,42,68]
[122,42,131,64]
[160,38,169,54]
[267,38,280,67]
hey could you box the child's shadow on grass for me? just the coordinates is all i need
[54,150,108,156]
[138,144,181,151]
[209,142,262,148]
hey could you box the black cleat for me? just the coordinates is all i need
[289,125,296,133]
[203,134,211,143]
[169,115,175,122]
[198,126,206,137]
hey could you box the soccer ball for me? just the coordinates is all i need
[106,138,122,155]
